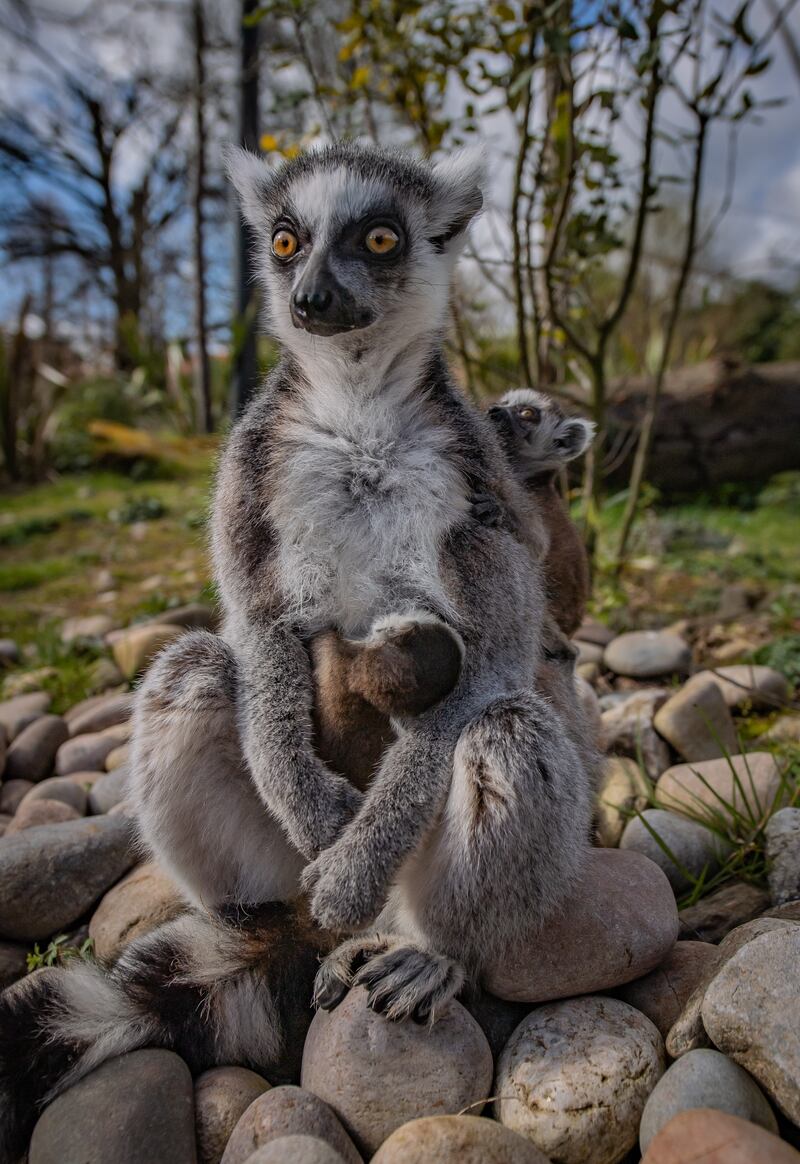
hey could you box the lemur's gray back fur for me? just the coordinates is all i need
[0,145,597,1155]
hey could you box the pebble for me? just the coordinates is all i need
[765,808,800,906]
[702,665,791,712]
[604,631,692,679]
[240,1137,346,1164]
[495,996,664,1164]
[112,623,186,680]
[0,814,136,940]
[620,810,732,895]
[5,714,68,782]
[575,618,616,647]
[653,677,738,762]
[594,757,650,848]
[6,798,81,834]
[105,743,130,771]
[656,753,785,825]
[575,640,604,666]
[87,656,125,691]
[88,765,130,814]
[0,779,34,813]
[300,987,493,1158]
[60,615,116,645]
[612,941,719,1038]
[678,880,770,943]
[760,715,800,745]
[29,1049,196,1164]
[222,1085,361,1164]
[666,918,795,1059]
[600,688,672,780]
[66,692,135,738]
[146,603,218,631]
[195,1066,271,1164]
[0,938,29,989]
[56,725,131,777]
[702,926,800,1125]
[485,848,679,1002]
[371,1115,551,1163]
[89,861,185,962]
[639,1049,777,1153]
[641,1108,800,1164]
[0,639,19,666]
[22,776,88,814]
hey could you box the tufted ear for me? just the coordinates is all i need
[428,146,487,247]
[224,145,275,229]
[557,417,596,461]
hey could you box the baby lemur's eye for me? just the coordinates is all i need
[518,406,541,423]
[272,229,298,260]
[365,225,399,255]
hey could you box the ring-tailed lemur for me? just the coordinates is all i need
[488,389,594,636]
[0,144,596,1160]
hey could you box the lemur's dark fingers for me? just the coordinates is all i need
[312,935,390,1010]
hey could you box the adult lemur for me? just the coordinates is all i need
[0,144,596,1160]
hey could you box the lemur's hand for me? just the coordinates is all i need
[302,838,385,932]
[469,491,504,528]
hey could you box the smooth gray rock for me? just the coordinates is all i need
[5,715,68,782]
[620,809,732,895]
[147,603,217,631]
[301,988,492,1157]
[60,615,115,645]
[604,631,692,679]
[0,639,19,666]
[0,779,34,814]
[657,753,785,826]
[241,1138,345,1164]
[665,918,797,1059]
[66,692,135,738]
[766,808,800,906]
[221,1085,361,1164]
[370,1115,551,1163]
[612,940,719,1038]
[702,665,791,711]
[195,1067,271,1164]
[639,1049,777,1153]
[678,880,770,943]
[56,725,130,777]
[88,765,130,814]
[22,776,88,814]
[0,815,136,940]
[495,996,665,1164]
[0,692,50,741]
[29,1049,196,1164]
[6,798,81,834]
[653,677,738,762]
[702,926,800,1125]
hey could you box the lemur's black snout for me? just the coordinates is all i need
[290,274,373,337]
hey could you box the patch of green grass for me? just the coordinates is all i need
[751,635,800,689]
[27,935,94,972]
[0,557,78,592]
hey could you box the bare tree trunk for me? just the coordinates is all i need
[615,116,708,568]
[1,295,31,482]
[232,0,260,419]
[192,0,213,433]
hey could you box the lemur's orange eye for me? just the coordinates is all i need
[519,406,541,422]
[272,229,298,259]
[365,226,399,255]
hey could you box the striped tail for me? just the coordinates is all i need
[0,901,331,1164]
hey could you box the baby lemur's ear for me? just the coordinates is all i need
[428,147,487,247]
[225,146,276,229]
[557,417,596,461]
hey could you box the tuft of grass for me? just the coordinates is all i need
[26,935,94,972]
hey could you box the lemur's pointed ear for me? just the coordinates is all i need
[428,147,487,247]
[225,146,274,228]
[558,417,596,461]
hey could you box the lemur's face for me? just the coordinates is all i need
[489,389,595,475]
[227,144,485,352]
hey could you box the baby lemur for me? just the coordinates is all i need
[0,144,598,1159]
[311,389,595,789]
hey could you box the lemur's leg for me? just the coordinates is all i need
[311,689,593,1022]
[236,619,365,859]
[132,631,305,908]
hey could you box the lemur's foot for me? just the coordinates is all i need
[469,490,503,528]
[347,611,464,718]
[354,943,466,1023]
[312,934,391,1011]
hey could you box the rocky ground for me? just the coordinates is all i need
[0,591,799,1162]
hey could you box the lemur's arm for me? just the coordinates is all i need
[213,400,363,860]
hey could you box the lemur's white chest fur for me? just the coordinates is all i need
[268,368,469,637]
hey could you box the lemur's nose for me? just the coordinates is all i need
[293,286,332,317]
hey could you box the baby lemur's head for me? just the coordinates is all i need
[488,389,595,479]
[226,142,485,358]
